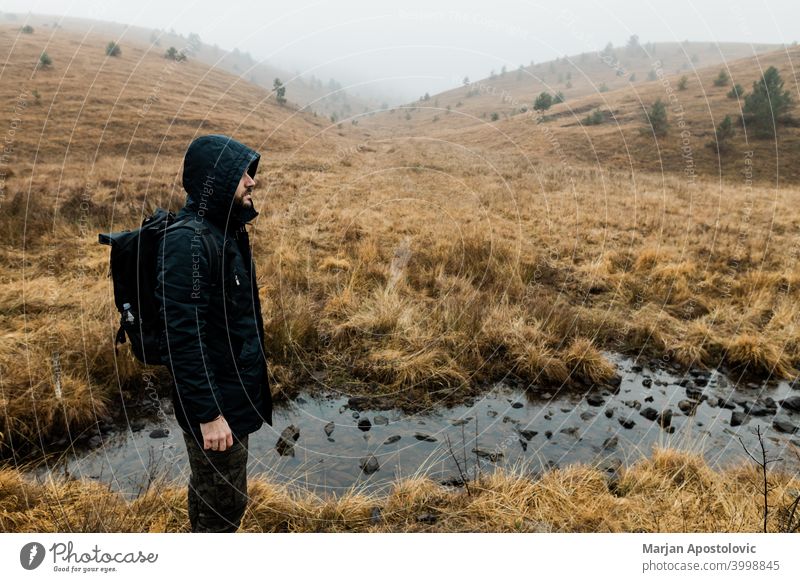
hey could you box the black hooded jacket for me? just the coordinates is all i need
[156,134,273,445]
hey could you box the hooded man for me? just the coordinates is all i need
[156,134,273,533]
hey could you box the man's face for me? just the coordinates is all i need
[232,169,256,209]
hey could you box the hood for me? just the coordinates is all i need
[181,134,261,230]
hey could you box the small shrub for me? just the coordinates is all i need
[273,78,286,105]
[583,109,605,126]
[645,98,668,136]
[713,69,730,87]
[164,46,186,62]
[727,83,744,99]
[21,25,34,34]
[707,114,735,153]
[38,52,52,69]
[533,92,553,112]
[678,76,688,90]
[105,42,121,57]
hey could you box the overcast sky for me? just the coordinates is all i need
[5,0,799,101]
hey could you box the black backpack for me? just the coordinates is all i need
[98,208,221,366]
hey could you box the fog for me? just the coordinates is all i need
[5,0,799,102]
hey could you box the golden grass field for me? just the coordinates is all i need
[1,23,800,531]
[2,448,800,532]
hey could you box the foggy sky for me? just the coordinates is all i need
[4,0,798,102]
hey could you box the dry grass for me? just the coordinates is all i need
[2,447,799,532]
[2,27,800,459]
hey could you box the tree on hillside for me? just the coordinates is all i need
[38,52,52,69]
[553,91,565,104]
[644,98,668,136]
[273,78,287,105]
[707,114,735,153]
[727,83,744,99]
[105,41,121,57]
[534,92,553,112]
[678,76,688,90]
[164,46,186,62]
[713,69,730,87]
[21,25,34,34]
[626,34,641,55]
[743,66,794,138]
[463,76,470,86]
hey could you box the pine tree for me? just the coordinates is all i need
[645,99,668,136]
[533,92,553,112]
[743,66,794,137]
[708,114,735,153]
[273,78,287,105]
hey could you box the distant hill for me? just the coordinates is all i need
[0,21,350,166]
[358,41,800,184]
[1,12,383,121]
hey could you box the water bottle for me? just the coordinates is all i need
[122,302,135,324]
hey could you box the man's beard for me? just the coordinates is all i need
[234,190,253,208]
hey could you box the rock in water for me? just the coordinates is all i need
[773,419,798,434]
[781,396,800,412]
[730,411,749,427]
[640,407,659,422]
[280,424,300,442]
[384,435,401,444]
[414,433,437,442]
[472,447,503,462]
[276,424,300,456]
[602,436,618,450]
[358,418,372,431]
[149,428,170,439]
[324,421,335,437]
[360,454,380,474]
[586,394,605,406]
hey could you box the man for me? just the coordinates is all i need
[156,134,273,533]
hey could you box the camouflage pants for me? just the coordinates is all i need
[182,431,249,533]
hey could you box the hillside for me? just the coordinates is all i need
[357,43,800,184]
[1,23,799,479]
[359,40,780,123]
[3,12,381,120]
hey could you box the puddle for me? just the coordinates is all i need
[27,353,800,499]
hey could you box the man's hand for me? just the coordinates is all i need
[200,415,233,451]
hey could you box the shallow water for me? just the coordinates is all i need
[28,353,800,499]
